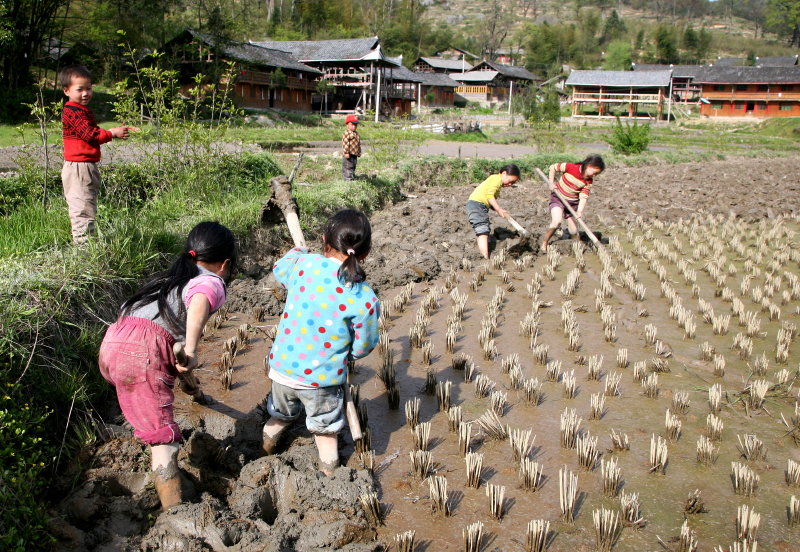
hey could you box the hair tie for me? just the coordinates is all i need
[346,249,355,256]
[188,250,197,258]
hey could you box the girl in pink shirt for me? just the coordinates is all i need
[98,221,236,510]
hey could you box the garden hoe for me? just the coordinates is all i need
[534,167,606,252]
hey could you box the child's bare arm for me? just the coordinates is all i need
[576,196,588,218]
[179,294,211,372]
[487,197,508,218]
[548,165,558,190]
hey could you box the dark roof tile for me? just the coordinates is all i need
[694,65,800,84]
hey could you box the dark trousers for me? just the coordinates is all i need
[342,155,357,180]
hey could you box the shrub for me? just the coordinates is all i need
[605,116,651,154]
[0,391,53,551]
[0,177,33,216]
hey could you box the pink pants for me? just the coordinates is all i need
[98,317,183,444]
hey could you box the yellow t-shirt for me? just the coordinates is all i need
[468,174,503,206]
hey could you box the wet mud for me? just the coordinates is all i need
[52,156,800,551]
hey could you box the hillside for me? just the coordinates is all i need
[423,0,797,66]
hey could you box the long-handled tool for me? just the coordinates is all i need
[173,342,208,404]
[506,215,529,236]
[534,167,605,251]
[266,169,363,441]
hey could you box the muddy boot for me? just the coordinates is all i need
[572,231,581,244]
[154,474,182,511]
[540,228,557,252]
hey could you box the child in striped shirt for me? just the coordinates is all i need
[261,209,380,475]
[540,155,605,252]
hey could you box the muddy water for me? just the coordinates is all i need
[350,220,800,551]
[174,314,275,424]
[167,216,800,551]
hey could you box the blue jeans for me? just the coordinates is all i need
[267,381,345,434]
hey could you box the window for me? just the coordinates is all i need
[757,84,768,92]
[782,85,793,91]
[712,103,723,110]
[781,105,794,111]
[734,102,745,109]
[714,84,725,91]
[757,103,767,110]
[735,84,748,91]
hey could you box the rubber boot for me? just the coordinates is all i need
[540,227,557,252]
[154,474,182,511]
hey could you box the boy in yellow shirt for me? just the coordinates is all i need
[465,164,521,259]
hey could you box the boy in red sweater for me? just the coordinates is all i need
[60,66,135,244]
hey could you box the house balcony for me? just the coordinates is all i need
[701,90,800,101]
[572,92,662,104]
[238,70,316,90]
[321,68,373,87]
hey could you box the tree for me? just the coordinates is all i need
[654,25,678,64]
[0,0,68,90]
[682,27,698,62]
[603,40,632,70]
[765,0,800,46]
[601,10,627,43]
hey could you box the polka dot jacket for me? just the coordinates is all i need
[268,247,381,388]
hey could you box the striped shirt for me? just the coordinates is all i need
[551,163,592,200]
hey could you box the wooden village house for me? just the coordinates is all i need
[566,70,672,119]
[632,64,704,102]
[164,30,322,112]
[695,66,800,117]
[414,72,460,108]
[413,56,473,74]
[452,61,539,107]
[250,37,415,116]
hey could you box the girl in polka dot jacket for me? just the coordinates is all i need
[261,209,380,475]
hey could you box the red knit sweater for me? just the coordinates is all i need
[62,101,112,162]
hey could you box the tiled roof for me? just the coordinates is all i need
[416,57,473,71]
[472,60,540,80]
[756,55,798,67]
[715,57,746,67]
[632,64,705,78]
[451,71,500,83]
[249,37,382,62]
[413,72,460,87]
[694,65,800,84]
[566,70,672,87]
[180,30,321,74]
[387,63,423,83]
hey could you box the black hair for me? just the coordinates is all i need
[121,221,237,335]
[580,155,605,174]
[499,163,521,177]
[324,209,371,285]
[59,65,92,88]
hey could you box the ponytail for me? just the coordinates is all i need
[121,221,237,334]
[323,209,372,285]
